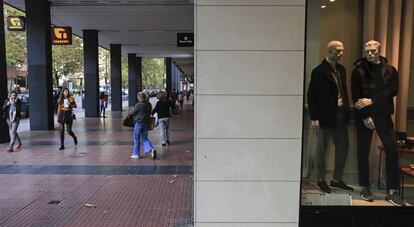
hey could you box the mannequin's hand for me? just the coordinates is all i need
[363,117,375,129]
[355,98,373,110]
[311,120,320,131]
[338,98,344,107]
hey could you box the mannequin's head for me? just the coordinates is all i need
[364,40,381,63]
[326,40,344,63]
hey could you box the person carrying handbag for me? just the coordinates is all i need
[129,92,156,159]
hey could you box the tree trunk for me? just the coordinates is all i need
[54,71,59,87]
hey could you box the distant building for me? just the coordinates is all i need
[7,66,27,92]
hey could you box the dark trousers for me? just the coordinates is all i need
[356,115,398,189]
[315,107,349,181]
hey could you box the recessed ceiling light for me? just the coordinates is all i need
[321,5,327,8]
[330,0,335,2]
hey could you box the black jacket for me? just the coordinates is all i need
[2,99,22,121]
[152,100,175,119]
[307,59,350,128]
[351,56,398,119]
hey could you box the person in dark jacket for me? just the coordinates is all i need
[307,40,353,193]
[129,92,156,159]
[57,88,78,150]
[152,91,175,146]
[351,40,404,206]
[2,91,22,152]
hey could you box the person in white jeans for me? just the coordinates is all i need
[2,91,22,152]
[158,118,170,145]
[152,91,176,146]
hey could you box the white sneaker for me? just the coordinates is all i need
[151,149,157,159]
[131,155,140,159]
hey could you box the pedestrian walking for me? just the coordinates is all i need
[2,91,22,152]
[99,92,108,117]
[178,91,184,110]
[152,91,175,146]
[129,92,156,159]
[57,88,78,150]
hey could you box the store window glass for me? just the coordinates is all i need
[301,0,414,207]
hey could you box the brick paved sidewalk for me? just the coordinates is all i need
[0,102,194,226]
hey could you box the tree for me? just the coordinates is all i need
[121,56,128,88]
[4,4,27,71]
[142,58,164,89]
[120,57,165,90]
[99,47,110,87]
[52,36,83,88]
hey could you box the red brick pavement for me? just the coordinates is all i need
[0,103,194,226]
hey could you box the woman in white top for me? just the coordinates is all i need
[57,88,78,150]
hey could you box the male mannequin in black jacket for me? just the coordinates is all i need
[307,40,353,193]
[351,40,405,206]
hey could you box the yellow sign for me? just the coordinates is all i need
[52,27,72,45]
[7,16,25,31]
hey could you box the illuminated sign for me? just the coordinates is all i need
[52,27,72,45]
[7,16,25,31]
[177,33,194,47]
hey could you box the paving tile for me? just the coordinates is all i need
[0,103,194,226]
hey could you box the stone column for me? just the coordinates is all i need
[25,0,54,130]
[110,44,122,111]
[83,30,99,117]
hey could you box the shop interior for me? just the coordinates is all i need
[301,0,414,206]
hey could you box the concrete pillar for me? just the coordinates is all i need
[171,63,176,92]
[110,44,122,111]
[128,53,137,106]
[0,0,10,142]
[195,1,305,225]
[137,57,142,93]
[176,67,180,91]
[25,0,54,130]
[83,30,99,117]
[166,57,172,94]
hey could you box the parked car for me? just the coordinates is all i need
[122,89,128,101]
[17,93,29,118]
[144,88,159,98]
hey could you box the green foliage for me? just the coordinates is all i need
[121,57,165,90]
[142,57,164,89]
[99,47,110,86]
[4,5,27,71]
[4,4,165,92]
[4,4,84,89]
[52,36,83,88]
[121,56,128,87]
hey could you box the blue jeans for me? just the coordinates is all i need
[133,122,154,157]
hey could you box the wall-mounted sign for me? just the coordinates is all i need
[52,27,72,45]
[177,33,194,47]
[7,16,25,31]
